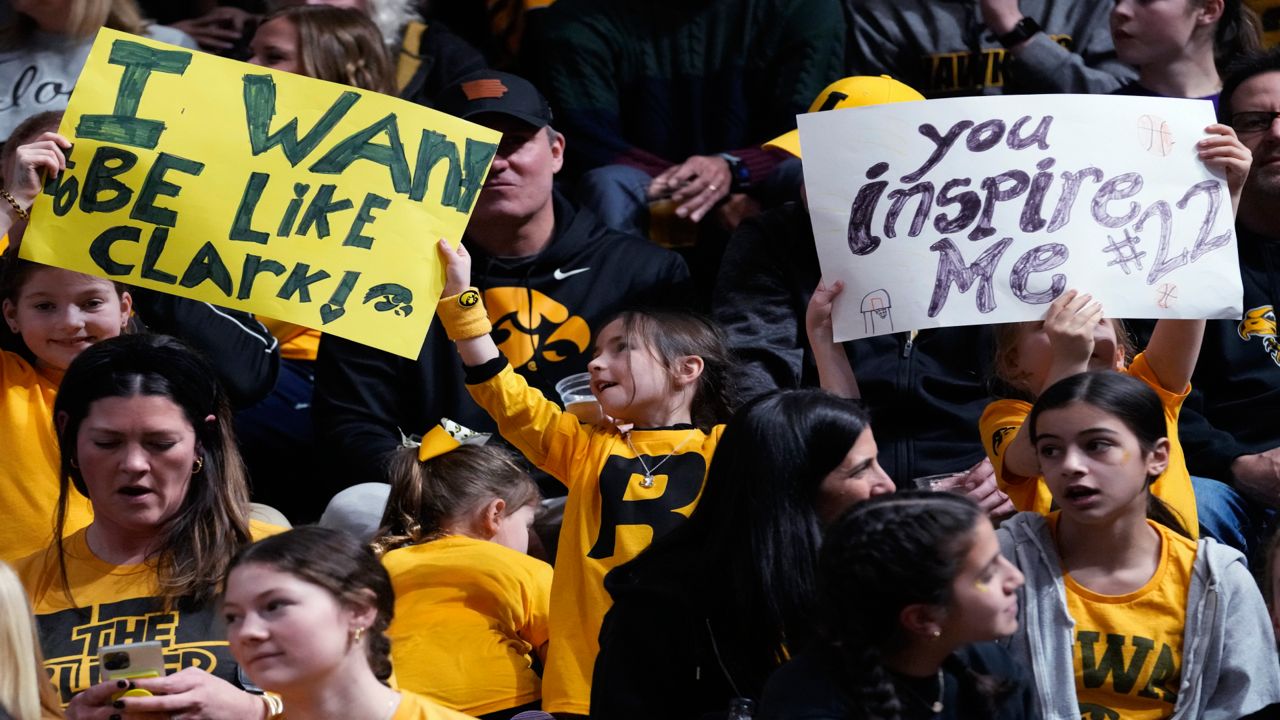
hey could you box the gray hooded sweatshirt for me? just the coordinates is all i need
[997,512,1280,720]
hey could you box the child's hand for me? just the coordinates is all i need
[4,131,70,210]
[437,238,472,296]
[1044,289,1103,371]
[806,278,844,347]
[1198,123,1252,213]
[806,278,860,398]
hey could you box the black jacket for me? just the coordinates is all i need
[313,192,691,487]
[1173,225,1280,482]
[712,202,995,482]
[399,21,488,109]
[758,643,1038,720]
[129,289,279,409]
[593,548,787,720]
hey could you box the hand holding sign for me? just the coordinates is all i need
[1195,123,1251,212]
[805,278,860,399]
[1042,289,1106,392]
[4,132,70,214]
[20,29,500,359]
[798,95,1246,342]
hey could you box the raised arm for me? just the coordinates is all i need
[1000,290,1102,477]
[437,238,500,367]
[0,131,69,240]
[1144,319,1205,393]
[805,279,860,398]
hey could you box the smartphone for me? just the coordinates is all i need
[98,641,164,700]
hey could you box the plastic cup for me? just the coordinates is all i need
[648,197,699,249]
[555,372,602,425]
[910,472,968,492]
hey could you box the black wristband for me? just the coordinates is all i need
[719,152,751,192]
[997,16,1041,48]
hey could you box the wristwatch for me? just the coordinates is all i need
[718,152,751,192]
[997,16,1042,48]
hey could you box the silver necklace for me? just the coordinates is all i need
[929,668,944,714]
[898,668,944,715]
[380,693,400,720]
[624,429,696,488]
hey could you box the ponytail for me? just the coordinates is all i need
[942,654,1015,719]
[1148,494,1193,539]
[370,444,539,555]
[1214,0,1263,74]
[834,643,902,720]
[819,493,991,720]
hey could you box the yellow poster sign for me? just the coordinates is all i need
[21,28,499,359]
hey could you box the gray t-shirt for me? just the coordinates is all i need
[0,24,196,140]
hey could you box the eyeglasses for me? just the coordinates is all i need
[1231,111,1280,134]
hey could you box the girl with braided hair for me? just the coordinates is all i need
[223,526,477,720]
[759,492,1034,720]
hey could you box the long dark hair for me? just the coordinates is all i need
[1027,371,1192,538]
[1210,0,1263,74]
[52,334,251,608]
[821,492,1009,720]
[228,526,396,684]
[617,390,875,690]
[607,309,736,431]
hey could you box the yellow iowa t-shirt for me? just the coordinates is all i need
[0,349,93,563]
[980,353,1198,536]
[15,520,280,703]
[383,536,552,716]
[468,364,723,715]
[390,691,479,720]
[1057,514,1196,719]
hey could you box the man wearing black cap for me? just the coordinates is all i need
[313,70,692,491]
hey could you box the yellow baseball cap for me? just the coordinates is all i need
[765,75,925,158]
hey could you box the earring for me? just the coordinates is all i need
[931,629,942,640]
[69,457,79,469]
[352,626,365,644]
[192,457,204,474]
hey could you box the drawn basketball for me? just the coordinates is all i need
[1136,114,1175,156]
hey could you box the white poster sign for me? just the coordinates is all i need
[798,95,1243,341]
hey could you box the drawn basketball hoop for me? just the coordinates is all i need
[861,289,894,334]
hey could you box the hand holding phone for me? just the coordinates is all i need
[98,641,165,701]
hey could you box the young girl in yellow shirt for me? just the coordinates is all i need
[0,131,130,562]
[434,239,734,716]
[999,372,1280,718]
[372,429,552,719]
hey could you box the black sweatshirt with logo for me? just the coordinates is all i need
[313,191,691,488]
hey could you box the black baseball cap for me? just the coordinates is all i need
[436,70,553,128]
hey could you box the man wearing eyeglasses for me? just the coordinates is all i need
[1170,50,1280,555]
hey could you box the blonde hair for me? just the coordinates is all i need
[3,0,148,45]
[265,0,420,48]
[268,5,397,94]
[991,318,1135,400]
[0,562,62,719]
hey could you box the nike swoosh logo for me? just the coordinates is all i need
[553,267,590,280]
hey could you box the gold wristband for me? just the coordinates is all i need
[437,288,492,340]
[0,189,29,221]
